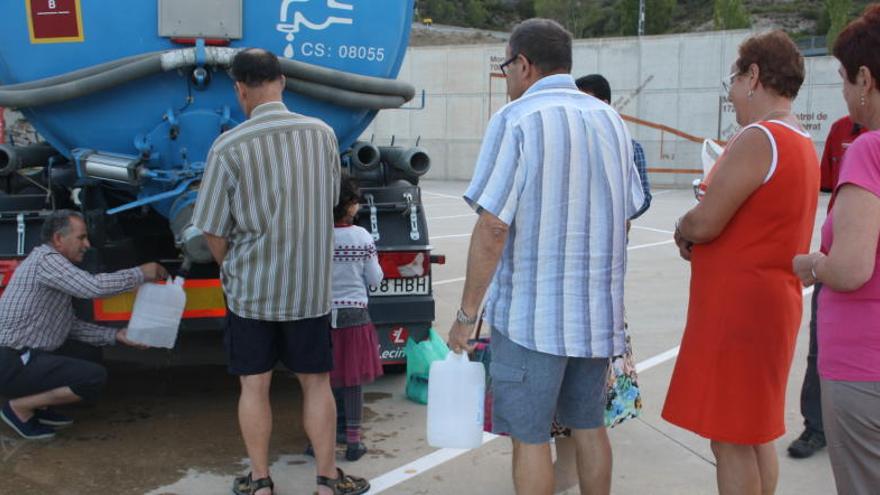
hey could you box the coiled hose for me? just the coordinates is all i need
[0,47,415,110]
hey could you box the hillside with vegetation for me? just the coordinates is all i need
[413,0,875,46]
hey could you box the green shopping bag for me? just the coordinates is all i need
[405,328,449,404]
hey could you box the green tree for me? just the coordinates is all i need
[825,0,852,48]
[650,0,677,33]
[515,0,536,19]
[419,0,454,22]
[534,0,594,38]
[714,0,751,30]
[464,0,489,27]
[619,0,639,35]
[619,0,678,35]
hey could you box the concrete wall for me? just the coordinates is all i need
[363,30,848,187]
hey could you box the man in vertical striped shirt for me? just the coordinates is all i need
[448,19,643,495]
[575,74,652,221]
[191,49,366,495]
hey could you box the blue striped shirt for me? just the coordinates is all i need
[464,74,643,358]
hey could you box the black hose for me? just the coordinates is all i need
[278,57,414,100]
[0,55,164,108]
[285,77,408,109]
[0,52,158,91]
[0,142,58,176]
[0,48,415,110]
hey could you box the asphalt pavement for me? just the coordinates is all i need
[0,180,836,495]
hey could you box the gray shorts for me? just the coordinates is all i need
[821,379,880,494]
[490,328,609,444]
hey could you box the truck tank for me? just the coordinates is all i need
[0,1,437,363]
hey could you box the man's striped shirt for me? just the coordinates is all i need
[192,101,341,321]
[464,74,643,358]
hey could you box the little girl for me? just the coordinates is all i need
[329,177,384,461]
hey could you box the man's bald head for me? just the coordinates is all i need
[229,48,283,87]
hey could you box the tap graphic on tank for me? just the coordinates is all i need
[277,0,354,58]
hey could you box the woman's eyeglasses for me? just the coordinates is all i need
[722,71,739,94]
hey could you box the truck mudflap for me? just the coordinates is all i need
[368,294,434,365]
[374,322,430,365]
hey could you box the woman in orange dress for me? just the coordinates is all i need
[663,31,819,494]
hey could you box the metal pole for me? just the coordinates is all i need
[638,0,646,36]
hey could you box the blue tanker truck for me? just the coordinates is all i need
[0,0,439,364]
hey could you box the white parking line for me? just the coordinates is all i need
[433,276,466,286]
[422,191,465,200]
[633,226,675,235]
[635,346,681,373]
[628,239,675,250]
[367,433,499,493]
[431,233,473,240]
[422,202,471,209]
[428,213,477,221]
[367,286,817,493]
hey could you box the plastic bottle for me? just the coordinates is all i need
[126,277,186,349]
[427,350,486,449]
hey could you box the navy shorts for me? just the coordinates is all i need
[0,343,107,402]
[490,328,609,444]
[225,310,333,376]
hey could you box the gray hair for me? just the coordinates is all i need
[41,209,84,244]
[509,18,573,75]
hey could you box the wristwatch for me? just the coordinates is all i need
[456,308,478,325]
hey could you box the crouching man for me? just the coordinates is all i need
[0,210,168,439]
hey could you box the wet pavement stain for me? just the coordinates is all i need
[363,406,378,421]
[366,448,397,460]
[1,363,310,495]
[363,391,392,404]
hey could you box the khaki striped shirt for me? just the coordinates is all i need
[192,101,341,321]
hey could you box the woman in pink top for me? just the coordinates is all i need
[792,6,880,493]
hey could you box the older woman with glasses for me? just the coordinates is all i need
[663,30,820,494]
[792,5,880,494]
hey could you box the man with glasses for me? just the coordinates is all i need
[449,18,643,495]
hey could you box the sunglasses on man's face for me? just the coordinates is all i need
[500,53,529,76]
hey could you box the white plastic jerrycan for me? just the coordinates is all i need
[427,350,486,449]
[127,277,187,349]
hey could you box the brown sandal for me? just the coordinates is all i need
[315,468,370,495]
[232,472,274,495]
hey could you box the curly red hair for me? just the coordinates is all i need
[735,30,805,99]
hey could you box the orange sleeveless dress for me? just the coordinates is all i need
[661,121,819,444]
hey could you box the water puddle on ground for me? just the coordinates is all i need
[364,391,392,404]
[1,364,310,494]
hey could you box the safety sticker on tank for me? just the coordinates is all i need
[26,0,84,44]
